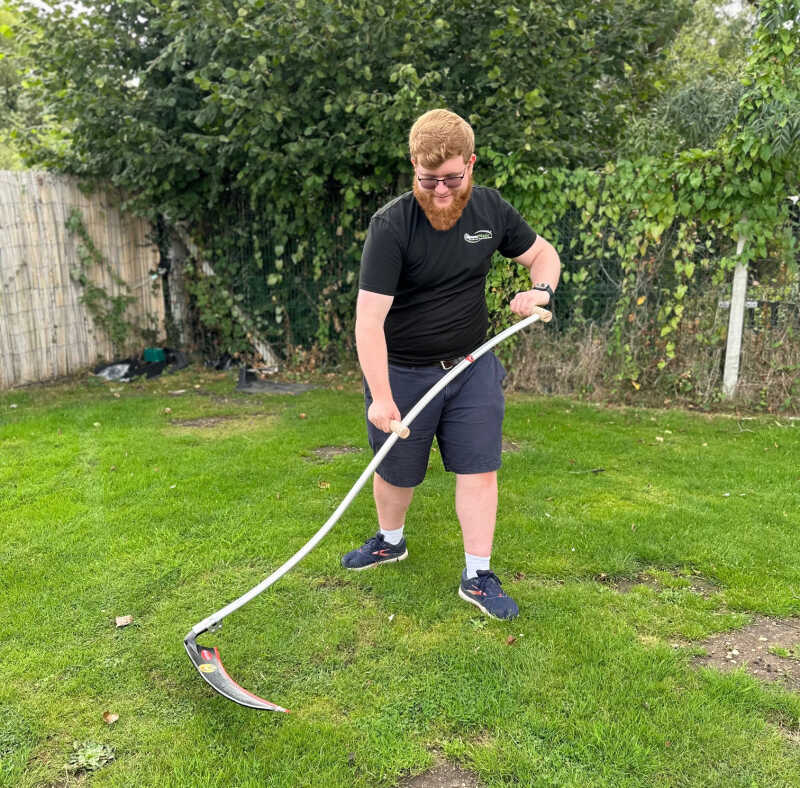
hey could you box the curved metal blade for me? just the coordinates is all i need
[184,633,289,712]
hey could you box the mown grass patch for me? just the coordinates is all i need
[1,369,799,786]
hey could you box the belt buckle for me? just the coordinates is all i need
[440,358,459,370]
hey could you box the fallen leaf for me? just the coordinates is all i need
[169,390,187,395]
[93,422,101,427]
[299,412,307,419]
[506,635,517,646]
[655,436,664,442]
[163,407,172,414]
[318,481,330,489]
[115,615,133,628]
[102,712,119,725]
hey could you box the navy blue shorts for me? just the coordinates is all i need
[364,352,506,488]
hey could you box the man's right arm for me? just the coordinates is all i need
[355,288,401,433]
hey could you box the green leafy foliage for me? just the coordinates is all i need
[67,741,115,773]
[493,0,800,402]
[620,0,754,157]
[0,2,66,169]
[19,0,690,358]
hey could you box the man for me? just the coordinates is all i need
[341,109,560,620]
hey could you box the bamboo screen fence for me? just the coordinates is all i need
[0,171,164,389]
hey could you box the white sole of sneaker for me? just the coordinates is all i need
[458,587,495,617]
[458,587,517,620]
[346,550,408,571]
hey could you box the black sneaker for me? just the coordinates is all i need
[459,569,519,620]
[341,533,408,571]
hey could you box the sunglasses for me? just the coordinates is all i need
[415,168,467,190]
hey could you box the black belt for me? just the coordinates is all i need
[438,356,465,370]
[394,356,466,370]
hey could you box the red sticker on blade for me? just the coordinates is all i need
[201,649,214,661]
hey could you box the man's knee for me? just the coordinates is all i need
[456,471,497,489]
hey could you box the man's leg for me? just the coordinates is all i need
[456,471,518,619]
[374,472,415,533]
[341,473,413,570]
[455,471,497,556]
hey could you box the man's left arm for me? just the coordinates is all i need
[509,235,561,317]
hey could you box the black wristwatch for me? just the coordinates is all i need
[532,283,554,304]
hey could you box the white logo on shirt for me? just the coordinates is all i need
[464,229,493,244]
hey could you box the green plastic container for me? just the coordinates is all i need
[143,347,166,363]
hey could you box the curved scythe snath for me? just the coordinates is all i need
[185,308,552,711]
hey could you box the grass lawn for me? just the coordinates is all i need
[2,367,799,787]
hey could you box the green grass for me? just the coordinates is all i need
[1,369,800,786]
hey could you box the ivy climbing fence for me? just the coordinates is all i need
[189,175,798,411]
[0,170,164,389]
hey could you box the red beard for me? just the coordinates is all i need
[413,177,473,231]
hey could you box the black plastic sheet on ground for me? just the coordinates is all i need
[93,349,189,382]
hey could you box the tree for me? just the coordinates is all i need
[20,0,692,211]
[0,1,67,169]
[17,0,694,357]
[0,2,25,168]
[619,0,756,156]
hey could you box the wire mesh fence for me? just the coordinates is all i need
[190,183,799,409]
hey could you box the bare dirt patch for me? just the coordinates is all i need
[310,445,364,461]
[398,761,484,788]
[612,575,662,594]
[170,416,236,428]
[501,438,522,453]
[610,571,718,597]
[692,616,800,691]
[781,726,800,746]
[167,413,275,436]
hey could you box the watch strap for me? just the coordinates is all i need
[532,283,554,303]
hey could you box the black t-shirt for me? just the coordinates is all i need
[359,186,537,365]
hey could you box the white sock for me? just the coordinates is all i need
[465,552,490,579]
[380,526,404,546]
